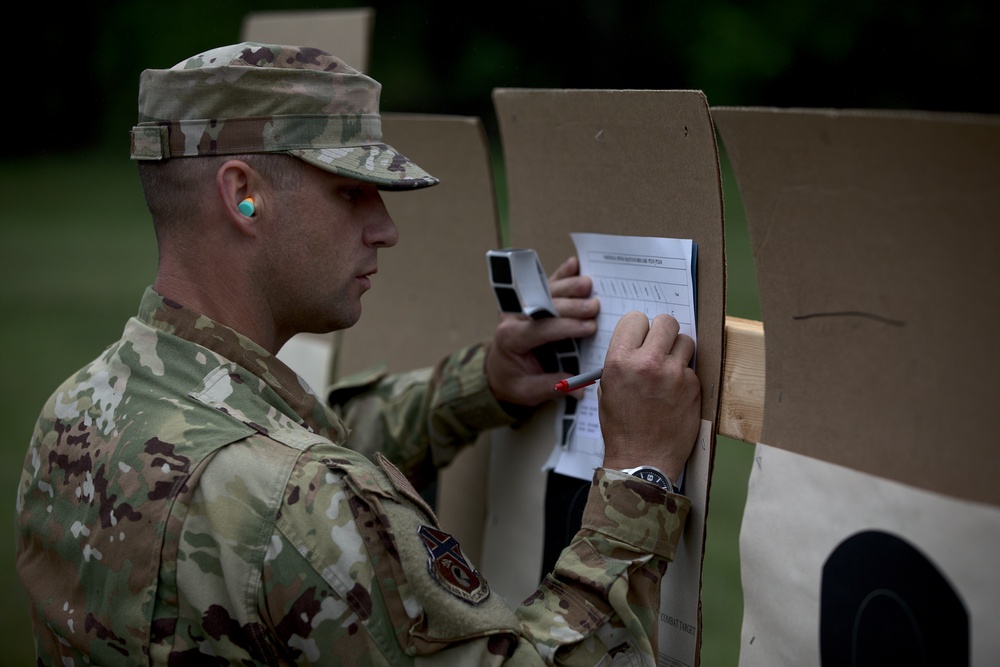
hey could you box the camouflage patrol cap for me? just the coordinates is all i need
[130,42,438,190]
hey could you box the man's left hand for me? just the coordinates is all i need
[485,256,598,407]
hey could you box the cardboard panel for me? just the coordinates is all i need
[484,89,727,665]
[711,107,1000,506]
[336,114,502,565]
[493,89,726,420]
[240,8,374,72]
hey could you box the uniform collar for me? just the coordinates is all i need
[136,286,347,443]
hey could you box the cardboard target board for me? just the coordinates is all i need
[483,89,727,666]
[711,107,1000,665]
[241,8,374,72]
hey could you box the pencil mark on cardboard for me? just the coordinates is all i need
[792,311,906,327]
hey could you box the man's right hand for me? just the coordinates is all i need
[598,311,701,484]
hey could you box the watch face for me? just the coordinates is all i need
[631,467,671,489]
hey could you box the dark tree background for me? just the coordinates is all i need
[8,0,998,157]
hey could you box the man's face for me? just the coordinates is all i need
[264,163,398,340]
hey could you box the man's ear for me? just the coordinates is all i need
[217,159,262,237]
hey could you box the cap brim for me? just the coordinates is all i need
[289,144,439,190]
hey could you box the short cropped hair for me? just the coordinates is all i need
[138,153,302,222]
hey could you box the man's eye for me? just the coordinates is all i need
[340,187,364,202]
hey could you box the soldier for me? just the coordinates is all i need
[15,43,701,665]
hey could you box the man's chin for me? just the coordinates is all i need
[326,305,363,332]
[294,306,362,336]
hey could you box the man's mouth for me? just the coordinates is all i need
[358,268,377,288]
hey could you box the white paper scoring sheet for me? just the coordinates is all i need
[547,232,698,480]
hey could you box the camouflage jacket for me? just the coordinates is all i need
[16,287,691,666]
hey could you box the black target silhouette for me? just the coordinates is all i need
[820,529,968,666]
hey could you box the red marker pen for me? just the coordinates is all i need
[553,368,603,393]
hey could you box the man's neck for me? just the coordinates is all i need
[152,272,280,354]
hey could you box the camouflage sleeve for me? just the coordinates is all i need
[263,450,689,666]
[512,468,691,663]
[327,342,515,489]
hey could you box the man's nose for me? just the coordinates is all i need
[364,195,398,248]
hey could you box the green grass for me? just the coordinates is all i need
[0,148,759,666]
[698,143,759,666]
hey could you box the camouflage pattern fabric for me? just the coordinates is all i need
[130,42,438,190]
[16,287,691,665]
[327,344,516,493]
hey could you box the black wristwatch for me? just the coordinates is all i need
[621,466,676,493]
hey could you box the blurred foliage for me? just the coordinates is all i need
[7,0,998,157]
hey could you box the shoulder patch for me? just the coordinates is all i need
[417,525,490,605]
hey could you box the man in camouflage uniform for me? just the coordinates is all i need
[16,43,701,665]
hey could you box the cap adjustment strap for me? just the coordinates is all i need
[130,125,170,161]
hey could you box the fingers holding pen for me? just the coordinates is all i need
[648,313,696,367]
[606,311,653,356]
[599,311,702,477]
[602,312,699,407]
[608,312,692,365]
